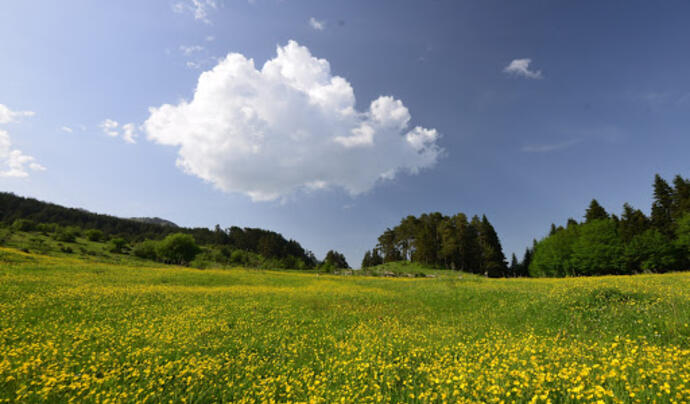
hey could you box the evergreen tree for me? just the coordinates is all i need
[651,174,674,237]
[585,199,609,223]
[520,246,533,277]
[478,215,507,277]
[619,203,649,242]
[371,248,384,266]
[672,175,690,219]
[509,253,519,277]
[361,250,372,268]
[377,228,401,263]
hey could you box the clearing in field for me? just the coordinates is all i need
[1,247,690,403]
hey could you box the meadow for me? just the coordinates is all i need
[1,247,690,403]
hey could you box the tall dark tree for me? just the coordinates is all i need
[377,228,401,263]
[585,199,609,223]
[509,253,519,277]
[651,174,675,237]
[619,203,649,242]
[361,250,373,268]
[477,215,508,277]
[672,175,690,219]
[324,250,350,269]
[459,217,482,273]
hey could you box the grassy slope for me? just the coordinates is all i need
[1,247,690,402]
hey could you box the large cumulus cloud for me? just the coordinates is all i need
[144,41,442,201]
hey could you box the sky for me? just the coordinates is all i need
[1,1,689,266]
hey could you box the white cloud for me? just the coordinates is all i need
[0,104,35,124]
[309,17,325,31]
[205,35,215,42]
[100,119,137,143]
[504,58,543,79]
[180,45,204,55]
[144,40,443,201]
[100,119,119,137]
[0,105,43,177]
[61,126,73,133]
[172,0,217,24]
[521,139,581,153]
[122,123,138,144]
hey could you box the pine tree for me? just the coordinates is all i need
[619,203,649,242]
[585,199,608,223]
[478,215,507,277]
[509,253,519,277]
[651,174,674,237]
[361,250,372,268]
[520,247,533,277]
[672,175,690,220]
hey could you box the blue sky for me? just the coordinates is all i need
[1,1,689,266]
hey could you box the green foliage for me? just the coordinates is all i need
[109,238,128,254]
[529,224,579,277]
[54,226,80,243]
[323,250,350,270]
[85,229,105,242]
[366,211,505,276]
[156,233,200,265]
[624,229,678,272]
[569,219,625,275]
[584,199,608,223]
[12,219,36,232]
[132,240,159,261]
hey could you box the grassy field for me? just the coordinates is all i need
[1,247,690,403]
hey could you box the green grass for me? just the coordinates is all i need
[1,247,690,402]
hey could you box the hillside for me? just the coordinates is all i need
[1,247,689,402]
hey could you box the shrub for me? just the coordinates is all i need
[85,229,105,242]
[132,240,159,261]
[55,227,80,243]
[109,238,128,253]
[156,233,200,265]
[12,219,36,232]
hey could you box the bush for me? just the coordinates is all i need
[12,219,36,232]
[132,240,159,261]
[85,229,105,242]
[156,233,200,265]
[109,238,128,253]
[54,227,80,243]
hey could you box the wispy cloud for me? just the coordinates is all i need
[100,119,137,143]
[60,126,73,133]
[0,104,44,177]
[521,139,581,153]
[309,17,325,31]
[180,45,204,55]
[504,58,543,79]
[171,0,217,24]
[0,104,34,124]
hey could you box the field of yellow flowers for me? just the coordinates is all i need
[1,246,690,403]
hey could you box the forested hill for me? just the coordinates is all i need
[0,192,316,267]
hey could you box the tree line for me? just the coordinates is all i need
[361,212,512,277]
[529,174,690,276]
[0,192,318,269]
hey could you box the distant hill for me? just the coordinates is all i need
[130,217,178,228]
[0,192,317,266]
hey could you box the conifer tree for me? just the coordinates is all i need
[478,215,508,277]
[585,199,608,223]
[651,174,674,237]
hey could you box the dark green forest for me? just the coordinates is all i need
[529,174,690,276]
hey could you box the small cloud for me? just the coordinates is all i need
[504,58,543,79]
[180,45,205,55]
[521,139,581,153]
[100,119,137,143]
[60,126,73,133]
[205,35,215,42]
[0,130,45,177]
[0,104,35,124]
[122,123,138,144]
[100,119,119,137]
[309,17,325,31]
[171,0,217,24]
